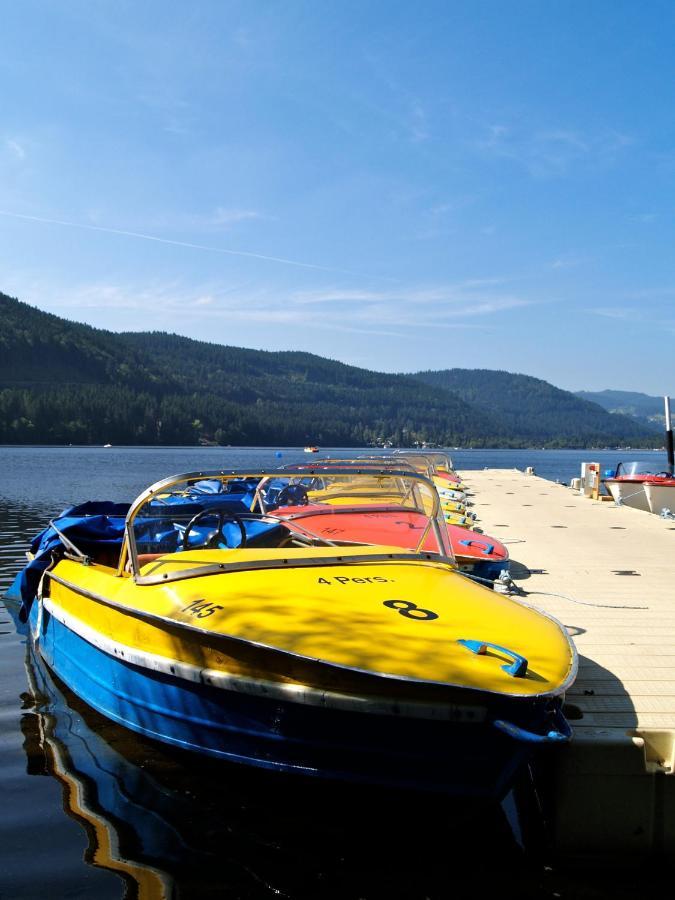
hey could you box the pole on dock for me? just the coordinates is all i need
[665,396,674,475]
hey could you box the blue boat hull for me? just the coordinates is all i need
[33,603,544,799]
[461,558,509,584]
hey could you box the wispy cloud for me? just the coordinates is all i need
[551,255,586,270]
[0,209,348,273]
[32,276,533,337]
[476,124,632,177]
[205,207,262,226]
[589,307,639,320]
[589,303,675,335]
[4,138,26,161]
[622,287,675,300]
[360,52,434,145]
[409,102,429,143]
[141,207,266,231]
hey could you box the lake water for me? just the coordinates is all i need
[0,447,666,899]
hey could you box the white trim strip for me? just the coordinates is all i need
[43,599,487,723]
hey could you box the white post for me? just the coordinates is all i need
[665,396,674,475]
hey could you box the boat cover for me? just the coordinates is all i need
[10,482,280,620]
[11,501,129,620]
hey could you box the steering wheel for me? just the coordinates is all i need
[182,509,247,550]
[275,484,310,507]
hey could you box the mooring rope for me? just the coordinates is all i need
[458,569,648,610]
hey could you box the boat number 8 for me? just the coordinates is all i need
[382,600,439,621]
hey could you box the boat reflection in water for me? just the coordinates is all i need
[18,631,175,899]
[14,602,541,900]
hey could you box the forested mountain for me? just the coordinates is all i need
[575,389,665,429]
[0,292,657,447]
[0,292,494,446]
[412,368,655,447]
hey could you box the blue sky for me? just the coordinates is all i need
[1,1,674,393]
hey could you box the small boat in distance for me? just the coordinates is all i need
[303,446,319,453]
[103,443,112,448]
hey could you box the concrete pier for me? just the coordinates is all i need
[460,468,675,857]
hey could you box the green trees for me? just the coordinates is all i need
[0,292,657,448]
[413,368,654,447]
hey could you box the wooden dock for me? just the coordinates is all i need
[459,468,675,857]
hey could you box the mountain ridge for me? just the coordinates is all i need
[0,291,657,448]
[575,389,667,429]
[411,368,655,447]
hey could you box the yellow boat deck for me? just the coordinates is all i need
[460,468,675,856]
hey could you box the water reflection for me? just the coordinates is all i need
[13,606,541,900]
[20,642,174,899]
[0,501,55,594]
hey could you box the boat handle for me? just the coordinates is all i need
[493,709,572,744]
[457,638,528,678]
[458,539,494,555]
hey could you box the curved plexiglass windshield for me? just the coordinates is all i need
[614,461,660,477]
[393,450,454,473]
[283,457,420,475]
[125,469,451,579]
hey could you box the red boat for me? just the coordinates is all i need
[270,503,509,584]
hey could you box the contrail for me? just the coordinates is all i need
[0,209,346,274]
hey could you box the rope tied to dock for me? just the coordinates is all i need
[519,589,648,611]
[459,569,649,610]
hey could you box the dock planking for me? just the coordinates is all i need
[459,468,675,857]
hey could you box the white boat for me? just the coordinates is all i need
[603,461,667,513]
[603,478,650,512]
[643,480,675,515]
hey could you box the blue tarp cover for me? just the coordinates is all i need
[13,501,129,621]
[10,483,283,621]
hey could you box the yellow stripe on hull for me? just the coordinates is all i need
[440,500,467,513]
[443,513,473,526]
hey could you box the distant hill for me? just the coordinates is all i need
[0,292,493,446]
[412,369,655,447]
[0,291,658,447]
[575,389,666,429]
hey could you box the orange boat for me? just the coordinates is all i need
[270,504,508,584]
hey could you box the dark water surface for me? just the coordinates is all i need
[0,447,666,899]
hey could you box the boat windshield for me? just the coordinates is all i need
[284,458,421,475]
[356,455,432,475]
[614,461,659,477]
[123,468,451,581]
[393,450,454,474]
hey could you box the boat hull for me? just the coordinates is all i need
[32,601,547,799]
[643,481,675,515]
[447,526,509,585]
[604,479,650,512]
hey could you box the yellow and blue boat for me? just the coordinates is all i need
[10,468,576,798]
